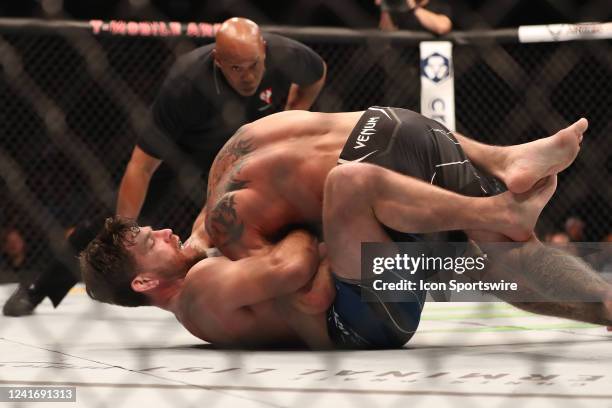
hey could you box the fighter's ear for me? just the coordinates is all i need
[131,274,159,293]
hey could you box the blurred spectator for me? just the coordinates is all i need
[545,231,578,256]
[548,232,571,244]
[565,216,585,242]
[0,227,28,282]
[376,0,452,35]
[1,227,26,267]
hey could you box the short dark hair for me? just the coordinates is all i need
[80,216,150,307]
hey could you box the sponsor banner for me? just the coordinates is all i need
[419,41,455,131]
[518,22,612,43]
[89,20,221,38]
[361,242,612,302]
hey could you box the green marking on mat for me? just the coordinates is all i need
[421,322,599,333]
[422,312,537,320]
[423,304,515,313]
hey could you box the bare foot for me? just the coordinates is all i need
[503,118,587,194]
[496,175,558,241]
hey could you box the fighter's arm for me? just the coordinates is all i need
[284,245,335,315]
[181,206,212,254]
[205,188,278,259]
[185,229,319,312]
[285,61,327,111]
[191,207,207,236]
[116,146,162,219]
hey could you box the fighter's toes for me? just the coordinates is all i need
[573,118,589,136]
[555,118,587,150]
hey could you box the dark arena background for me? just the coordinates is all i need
[1,1,611,260]
[0,1,611,407]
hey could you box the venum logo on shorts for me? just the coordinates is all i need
[421,52,451,83]
[354,116,379,149]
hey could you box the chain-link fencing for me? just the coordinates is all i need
[0,9,611,407]
[1,20,610,271]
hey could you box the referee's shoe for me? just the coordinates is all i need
[2,283,44,316]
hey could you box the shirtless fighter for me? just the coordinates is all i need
[81,107,594,348]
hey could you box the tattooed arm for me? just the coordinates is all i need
[187,229,319,311]
[206,189,272,259]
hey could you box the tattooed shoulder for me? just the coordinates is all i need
[209,127,256,190]
[216,127,256,165]
[226,177,249,192]
[205,193,245,247]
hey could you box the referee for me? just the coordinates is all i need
[116,17,327,221]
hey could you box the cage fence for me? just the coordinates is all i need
[1,20,610,271]
[0,6,611,406]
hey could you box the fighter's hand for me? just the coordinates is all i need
[290,257,335,315]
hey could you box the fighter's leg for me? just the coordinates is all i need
[323,162,556,280]
[465,230,612,326]
[455,118,587,193]
[323,164,427,348]
[323,164,396,281]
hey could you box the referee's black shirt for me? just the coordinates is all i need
[137,33,325,172]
